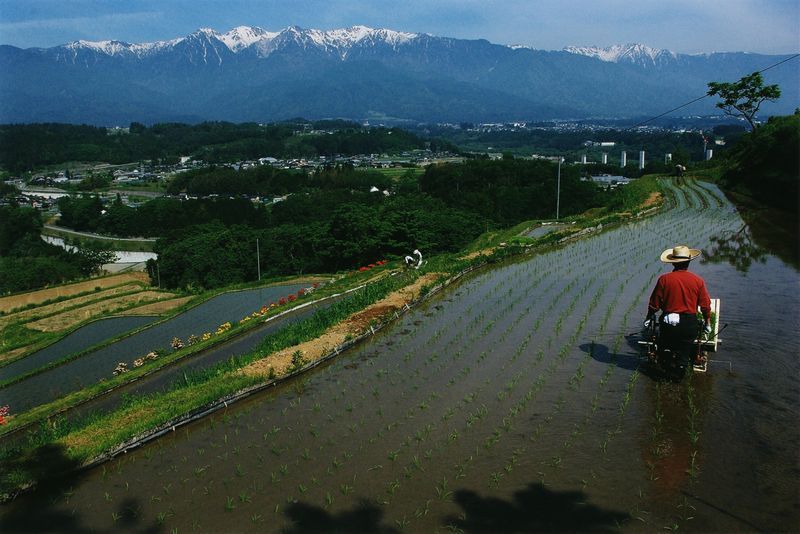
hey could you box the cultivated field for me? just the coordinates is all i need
[2,180,798,532]
[0,272,150,314]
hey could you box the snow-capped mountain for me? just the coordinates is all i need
[1,26,796,124]
[56,25,422,62]
[563,43,678,66]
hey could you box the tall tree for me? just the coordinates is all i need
[707,72,781,131]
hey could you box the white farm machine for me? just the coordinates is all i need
[638,298,723,377]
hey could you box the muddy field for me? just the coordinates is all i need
[1,180,798,532]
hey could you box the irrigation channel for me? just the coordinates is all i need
[1,180,798,532]
[0,284,308,413]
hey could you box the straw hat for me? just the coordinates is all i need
[660,244,701,263]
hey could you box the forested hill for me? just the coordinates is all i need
[0,121,457,172]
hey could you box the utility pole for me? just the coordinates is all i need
[156,261,161,289]
[556,156,563,220]
[256,238,261,281]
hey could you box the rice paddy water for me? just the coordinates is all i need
[1,180,797,532]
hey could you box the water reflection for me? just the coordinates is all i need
[702,225,767,273]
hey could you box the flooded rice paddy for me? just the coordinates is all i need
[0,284,308,413]
[1,180,797,532]
[0,316,157,382]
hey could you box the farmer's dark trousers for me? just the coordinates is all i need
[659,313,701,360]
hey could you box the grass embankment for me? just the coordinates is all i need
[0,175,667,499]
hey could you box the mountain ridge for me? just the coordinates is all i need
[1,25,797,124]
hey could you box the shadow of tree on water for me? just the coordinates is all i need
[1,444,152,533]
[1,444,86,532]
[701,224,768,274]
[283,500,399,533]
[444,483,629,532]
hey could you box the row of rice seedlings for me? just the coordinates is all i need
[397,263,621,518]
[211,292,506,516]
[321,270,582,521]
[396,275,613,523]
[40,262,596,528]
[332,224,664,524]
[87,191,696,528]
[131,264,612,528]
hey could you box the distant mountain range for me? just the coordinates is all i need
[1,25,797,125]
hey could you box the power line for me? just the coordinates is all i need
[631,53,800,129]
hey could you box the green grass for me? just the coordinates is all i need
[0,323,62,357]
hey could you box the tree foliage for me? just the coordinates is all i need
[0,205,113,293]
[707,72,781,131]
[720,112,799,211]
[0,121,448,172]
[151,161,613,289]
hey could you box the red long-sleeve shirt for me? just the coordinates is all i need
[648,269,711,320]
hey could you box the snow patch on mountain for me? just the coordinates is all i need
[564,43,678,65]
[218,26,278,52]
[64,37,184,58]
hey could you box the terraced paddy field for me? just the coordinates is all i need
[0,273,173,364]
[0,284,311,414]
[1,180,797,532]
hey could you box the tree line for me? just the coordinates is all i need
[147,160,612,289]
[0,120,457,173]
[0,205,116,293]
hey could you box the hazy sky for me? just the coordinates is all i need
[1,0,798,54]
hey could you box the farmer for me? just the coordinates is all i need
[645,245,711,364]
[404,249,422,270]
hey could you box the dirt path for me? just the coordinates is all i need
[241,274,440,379]
[0,273,150,313]
[642,191,663,207]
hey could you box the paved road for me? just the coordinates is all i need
[44,224,157,242]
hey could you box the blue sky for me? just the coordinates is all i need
[1,0,798,54]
